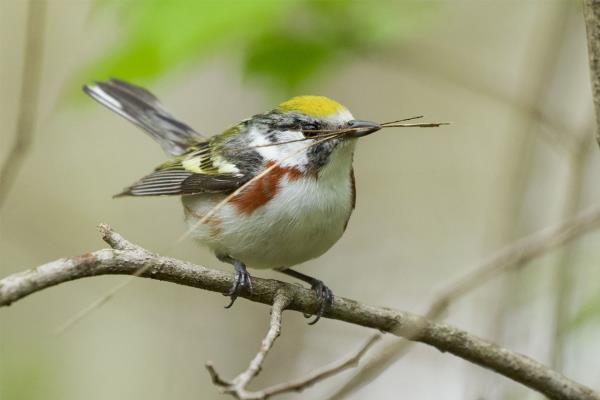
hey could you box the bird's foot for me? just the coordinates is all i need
[277,268,334,325]
[305,279,334,325]
[217,255,252,309]
[224,267,253,309]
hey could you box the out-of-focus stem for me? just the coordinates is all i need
[0,0,46,209]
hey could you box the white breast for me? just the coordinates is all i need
[182,140,356,269]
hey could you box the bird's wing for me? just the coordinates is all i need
[115,139,251,197]
[83,79,205,156]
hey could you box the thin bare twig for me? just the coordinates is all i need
[0,225,598,400]
[257,333,381,399]
[206,291,292,399]
[0,0,46,208]
[329,202,600,400]
[380,122,449,128]
[205,294,380,399]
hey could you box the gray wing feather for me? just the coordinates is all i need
[83,79,204,156]
[115,169,248,197]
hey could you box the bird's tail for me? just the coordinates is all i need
[83,79,205,156]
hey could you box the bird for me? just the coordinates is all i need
[83,79,382,324]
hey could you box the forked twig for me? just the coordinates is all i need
[380,115,449,128]
[206,291,292,399]
[380,115,425,125]
[206,290,380,400]
[382,122,450,128]
[251,116,448,148]
[205,291,381,399]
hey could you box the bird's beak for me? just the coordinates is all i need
[347,120,381,138]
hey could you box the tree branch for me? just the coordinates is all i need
[584,0,600,147]
[1,225,598,400]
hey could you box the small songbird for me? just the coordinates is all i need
[84,79,382,324]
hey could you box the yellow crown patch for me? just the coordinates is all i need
[278,96,347,117]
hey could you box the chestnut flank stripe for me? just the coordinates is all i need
[232,162,302,215]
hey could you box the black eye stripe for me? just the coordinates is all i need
[302,122,321,137]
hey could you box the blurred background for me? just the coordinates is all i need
[1,0,599,399]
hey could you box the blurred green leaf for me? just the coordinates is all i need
[569,290,600,330]
[79,0,438,94]
[0,347,59,400]
[82,0,293,82]
[254,0,436,92]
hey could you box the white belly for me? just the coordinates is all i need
[182,143,356,269]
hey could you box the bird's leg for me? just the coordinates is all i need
[216,254,252,309]
[278,268,333,325]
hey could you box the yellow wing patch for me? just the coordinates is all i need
[156,125,243,175]
[278,95,348,117]
[181,157,208,173]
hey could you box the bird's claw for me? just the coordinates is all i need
[223,269,253,309]
[305,280,334,325]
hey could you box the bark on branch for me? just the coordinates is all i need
[0,225,598,400]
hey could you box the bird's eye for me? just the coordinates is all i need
[303,123,319,137]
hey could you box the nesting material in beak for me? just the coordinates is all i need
[347,120,382,138]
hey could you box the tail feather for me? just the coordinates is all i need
[83,79,204,155]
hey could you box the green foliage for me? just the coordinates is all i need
[0,348,59,400]
[81,0,437,94]
[569,290,600,330]
[85,0,292,82]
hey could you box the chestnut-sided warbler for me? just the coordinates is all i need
[84,79,382,323]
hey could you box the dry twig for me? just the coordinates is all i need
[0,225,599,400]
[205,291,292,399]
[253,334,381,399]
[205,292,380,399]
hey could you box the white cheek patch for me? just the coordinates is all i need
[248,126,309,168]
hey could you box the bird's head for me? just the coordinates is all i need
[240,95,381,174]
[277,95,381,139]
